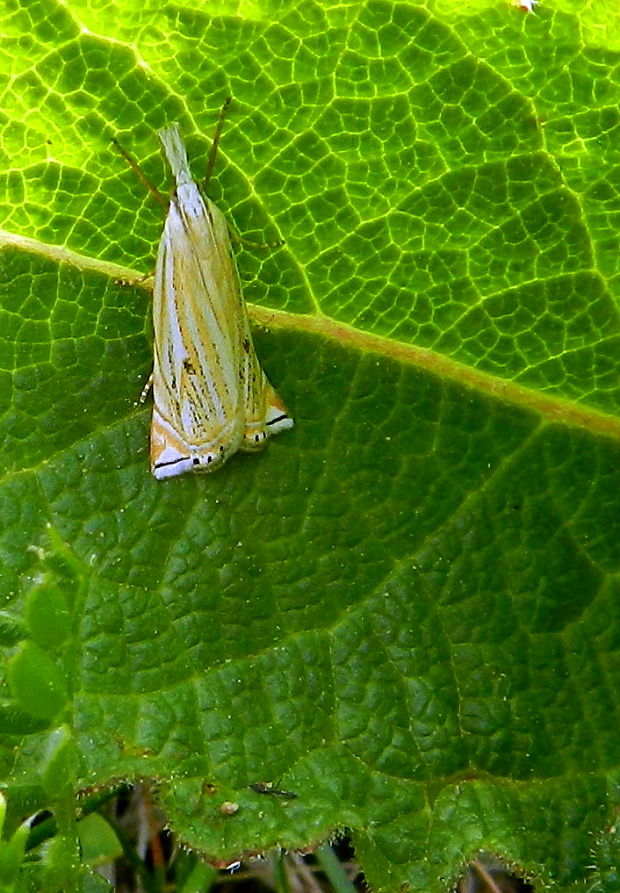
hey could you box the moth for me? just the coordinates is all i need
[115,102,293,479]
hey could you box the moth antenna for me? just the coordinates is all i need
[204,96,232,189]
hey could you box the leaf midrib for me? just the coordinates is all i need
[3,227,618,442]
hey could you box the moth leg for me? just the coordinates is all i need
[115,268,156,288]
[203,95,232,189]
[227,223,285,251]
[137,372,154,405]
[111,137,168,208]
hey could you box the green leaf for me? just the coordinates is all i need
[1,2,620,892]
[77,814,123,869]
[24,576,71,651]
[8,644,68,723]
[0,794,29,892]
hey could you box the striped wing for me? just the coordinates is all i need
[149,123,292,479]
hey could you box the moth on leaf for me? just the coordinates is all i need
[114,101,293,479]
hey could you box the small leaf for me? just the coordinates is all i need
[40,726,78,799]
[8,643,68,722]
[24,577,71,651]
[0,794,31,892]
[77,814,123,868]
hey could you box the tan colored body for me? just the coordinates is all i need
[150,124,293,480]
